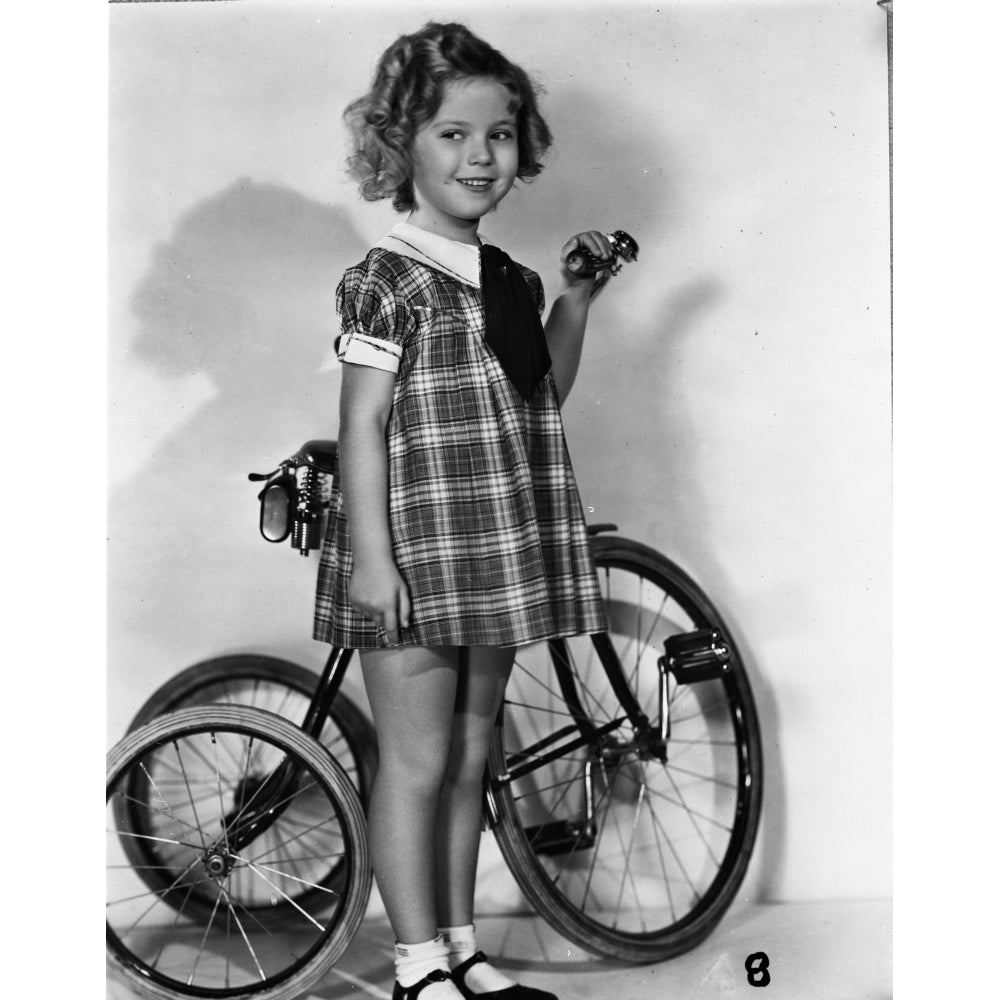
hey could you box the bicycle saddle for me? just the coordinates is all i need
[289,439,339,473]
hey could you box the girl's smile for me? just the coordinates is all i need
[407,77,520,243]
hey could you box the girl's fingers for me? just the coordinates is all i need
[375,583,410,645]
[382,605,399,645]
[564,230,611,260]
[561,231,614,278]
[398,584,412,630]
[588,231,613,258]
[561,235,581,256]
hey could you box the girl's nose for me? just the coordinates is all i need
[467,139,493,165]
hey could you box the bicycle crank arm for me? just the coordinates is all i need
[493,715,628,786]
[521,759,599,857]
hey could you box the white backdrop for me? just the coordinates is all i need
[107,0,891,905]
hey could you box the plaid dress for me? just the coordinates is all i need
[313,223,606,649]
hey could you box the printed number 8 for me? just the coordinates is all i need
[745,952,771,988]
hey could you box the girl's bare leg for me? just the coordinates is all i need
[360,644,460,944]
[434,645,516,925]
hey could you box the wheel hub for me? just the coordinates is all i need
[201,847,235,880]
[600,729,667,764]
[635,728,668,763]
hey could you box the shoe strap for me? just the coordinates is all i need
[406,968,453,999]
[452,950,489,983]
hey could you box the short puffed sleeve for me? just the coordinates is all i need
[335,256,415,375]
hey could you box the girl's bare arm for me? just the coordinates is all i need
[543,231,613,403]
[338,363,411,643]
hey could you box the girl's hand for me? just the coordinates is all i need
[560,231,614,300]
[348,556,411,645]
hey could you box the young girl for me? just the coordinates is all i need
[314,22,615,1000]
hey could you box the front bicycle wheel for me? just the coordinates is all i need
[114,654,376,924]
[488,536,762,962]
[107,705,371,1000]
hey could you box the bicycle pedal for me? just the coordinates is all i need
[525,819,596,856]
[662,628,731,683]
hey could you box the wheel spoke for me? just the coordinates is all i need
[271,824,307,887]
[562,643,614,725]
[247,850,347,865]
[511,773,593,801]
[110,827,205,852]
[246,812,345,867]
[503,698,578,720]
[149,879,202,972]
[238,861,327,930]
[612,770,735,833]
[668,736,737,746]
[186,886,225,985]
[526,758,589,853]
[511,657,572,708]
[611,776,647,932]
[663,764,724,868]
[107,870,217,909]
[218,885,268,982]
[644,786,701,901]
[644,790,677,922]
[576,755,625,907]
[119,851,208,935]
[211,734,235,859]
[665,762,737,791]
[114,789,206,841]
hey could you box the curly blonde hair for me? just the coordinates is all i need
[343,22,553,212]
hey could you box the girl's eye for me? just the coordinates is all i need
[440,130,464,140]
[491,130,514,141]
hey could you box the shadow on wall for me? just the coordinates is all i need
[577,272,789,902]
[520,82,787,901]
[108,179,368,660]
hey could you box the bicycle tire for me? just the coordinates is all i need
[125,654,377,801]
[106,705,372,1000]
[487,535,763,962]
[114,654,376,924]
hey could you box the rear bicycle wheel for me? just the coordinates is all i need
[488,536,763,962]
[124,654,377,802]
[106,705,371,1000]
[114,654,376,923]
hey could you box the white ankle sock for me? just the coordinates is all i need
[440,924,516,993]
[394,935,459,999]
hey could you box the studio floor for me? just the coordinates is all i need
[107,898,891,1000]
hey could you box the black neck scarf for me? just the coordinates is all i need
[479,243,552,401]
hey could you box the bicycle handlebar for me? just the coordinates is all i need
[249,440,339,556]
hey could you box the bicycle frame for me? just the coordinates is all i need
[227,444,735,855]
[212,624,654,854]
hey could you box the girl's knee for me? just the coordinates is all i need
[442,736,492,790]
[377,741,451,795]
[441,763,486,800]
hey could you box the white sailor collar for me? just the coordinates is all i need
[375,222,492,288]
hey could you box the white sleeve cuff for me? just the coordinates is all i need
[337,331,402,374]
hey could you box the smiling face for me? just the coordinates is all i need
[407,76,520,244]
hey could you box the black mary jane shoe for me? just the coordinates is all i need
[451,951,559,1000]
[392,968,455,1000]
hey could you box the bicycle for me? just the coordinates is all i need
[107,439,763,1000]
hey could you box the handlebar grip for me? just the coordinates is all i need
[565,250,610,276]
